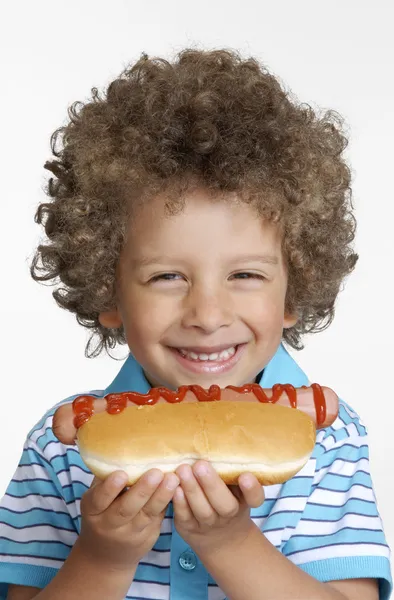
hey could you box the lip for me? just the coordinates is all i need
[169,343,247,375]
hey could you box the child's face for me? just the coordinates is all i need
[100,189,296,389]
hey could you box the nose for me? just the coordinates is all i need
[181,285,234,333]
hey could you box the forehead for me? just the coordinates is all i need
[126,189,282,254]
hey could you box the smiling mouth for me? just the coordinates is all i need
[176,346,237,362]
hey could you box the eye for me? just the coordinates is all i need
[230,272,265,280]
[149,273,183,282]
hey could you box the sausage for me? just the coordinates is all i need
[52,383,339,446]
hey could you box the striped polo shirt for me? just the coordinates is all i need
[0,344,391,599]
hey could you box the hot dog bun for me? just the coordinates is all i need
[77,401,316,485]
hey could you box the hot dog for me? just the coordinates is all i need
[53,383,338,485]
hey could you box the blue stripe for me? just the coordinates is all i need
[0,536,73,549]
[19,448,52,469]
[0,521,76,534]
[35,427,55,445]
[315,455,369,472]
[8,480,88,504]
[135,563,170,583]
[0,507,75,522]
[319,443,369,461]
[152,537,171,551]
[0,539,71,560]
[317,470,370,481]
[303,499,379,519]
[314,471,372,490]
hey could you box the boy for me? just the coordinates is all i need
[0,49,391,600]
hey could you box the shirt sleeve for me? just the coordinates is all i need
[0,405,84,599]
[282,402,392,600]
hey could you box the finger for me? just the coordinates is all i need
[172,486,195,524]
[142,473,180,518]
[193,461,239,518]
[238,473,265,508]
[176,464,216,523]
[82,471,129,516]
[106,469,164,526]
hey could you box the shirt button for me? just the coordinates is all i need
[179,549,197,571]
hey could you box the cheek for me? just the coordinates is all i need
[242,293,285,324]
[121,293,177,342]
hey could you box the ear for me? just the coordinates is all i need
[283,313,297,329]
[98,310,123,329]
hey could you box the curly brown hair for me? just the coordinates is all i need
[30,48,358,358]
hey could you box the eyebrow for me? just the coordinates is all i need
[131,254,279,268]
[232,254,279,265]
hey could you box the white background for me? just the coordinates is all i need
[1,0,393,564]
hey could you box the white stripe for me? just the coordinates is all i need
[0,554,63,569]
[252,516,266,530]
[270,496,307,514]
[318,426,364,451]
[325,435,368,451]
[289,543,391,565]
[263,528,283,547]
[12,464,50,482]
[161,517,172,534]
[29,415,55,444]
[142,549,171,567]
[13,448,94,493]
[263,484,282,499]
[24,436,70,467]
[295,514,384,536]
[0,523,77,545]
[2,493,78,520]
[263,462,314,501]
[311,484,374,506]
[11,464,92,490]
[329,415,348,431]
[316,430,329,444]
[314,457,370,484]
[127,581,169,599]
[68,466,93,488]
[316,433,335,450]
[344,422,360,438]
[293,459,316,477]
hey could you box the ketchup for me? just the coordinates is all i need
[72,383,327,428]
[72,396,95,429]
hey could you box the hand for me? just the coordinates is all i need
[77,469,179,571]
[173,461,264,557]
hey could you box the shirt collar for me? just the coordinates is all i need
[103,343,308,395]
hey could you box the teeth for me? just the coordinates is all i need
[178,346,237,362]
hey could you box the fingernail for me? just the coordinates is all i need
[113,472,128,487]
[194,462,209,477]
[165,474,180,490]
[177,465,192,480]
[174,487,185,501]
[147,470,164,485]
[240,474,254,489]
